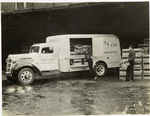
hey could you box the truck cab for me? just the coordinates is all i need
[6,43,59,85]
[30,43,58,71]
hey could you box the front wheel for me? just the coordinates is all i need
[18,68,35,85]
[94,62,107,77]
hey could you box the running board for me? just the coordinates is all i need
[41,70,60,76]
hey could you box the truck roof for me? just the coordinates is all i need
[46,34,118,39]
[32,43,49,47]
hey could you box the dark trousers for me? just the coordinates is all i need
[126,61,134,81]
[87,58,95,78]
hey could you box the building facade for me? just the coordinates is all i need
[1,2,78,13]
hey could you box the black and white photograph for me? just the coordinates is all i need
[1,1,149,115]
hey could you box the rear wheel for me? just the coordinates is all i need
[18,68,35,85]
[94,62,107,77]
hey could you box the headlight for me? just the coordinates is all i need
[6,58,11,63]
[6,58,8,63]
[9,59,11,62]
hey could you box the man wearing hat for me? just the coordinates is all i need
[84,47,96,80]
[126,45,136,82]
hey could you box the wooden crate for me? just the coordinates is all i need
[122,48,142,53]
[143,63,150,68]
[143,55,150,61]
[122,53,142,58]
[134,65,142,70]
[122,56,142,63]
[120,75,142,81]
[143,75,150,79]
[142,55,150,79]
[138,44,144,48]
[138,44,149,55]
[144,44,149,48]
[119,70,142,81]
[142,55,150,69]
[144,70,150,75]
[120,70,142,75]
[120,60,142,70]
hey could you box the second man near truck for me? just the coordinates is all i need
[84,47,97,80]
[126,45,136,82]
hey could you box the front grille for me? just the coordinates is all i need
[8,59,11,63]
[7,68,10,72]
[8,64,11,67]
[6,58,11,73]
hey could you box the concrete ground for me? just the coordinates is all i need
[2,72,150,115]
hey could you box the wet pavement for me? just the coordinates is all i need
[2,73,150,115]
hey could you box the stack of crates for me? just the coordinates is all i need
[144,38,149,54]
[120,48,143,81]
[139,38,150,79]
[142,55,150,79]
[138,38,149,55]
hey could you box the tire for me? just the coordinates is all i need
[18,68,35,85]
[94,62,107,77]
[6,76,17,82]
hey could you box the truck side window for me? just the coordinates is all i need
[41,47,53,54]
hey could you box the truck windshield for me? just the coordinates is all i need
[29,46,39,53]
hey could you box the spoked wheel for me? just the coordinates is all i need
[18,68,35,85]
[94,62,107,77]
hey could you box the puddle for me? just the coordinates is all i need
[4,85,33,94]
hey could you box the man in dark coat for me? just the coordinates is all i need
[84,47,96,80]
[126,45,136,82]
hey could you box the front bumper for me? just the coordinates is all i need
[6,72,12,77]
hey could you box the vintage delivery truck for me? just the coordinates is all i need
[6,34,121,85]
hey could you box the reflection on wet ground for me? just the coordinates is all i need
[2,74,150,115]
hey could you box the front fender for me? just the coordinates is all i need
[13,62,41,76]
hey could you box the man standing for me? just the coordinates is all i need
[84,47,96,80]
[126,45,136,82]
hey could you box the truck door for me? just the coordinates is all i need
[40,46,58,71]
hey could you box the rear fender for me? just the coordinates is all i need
[94,61,108,68]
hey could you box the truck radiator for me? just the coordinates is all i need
[6,59,11,72]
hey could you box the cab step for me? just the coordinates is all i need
[41,70,60,76]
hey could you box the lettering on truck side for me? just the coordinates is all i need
[104,41,117,47]
[111,43,117,47]
[104,41,109,46]
[41,58,55,64]
[104,51,117,54]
